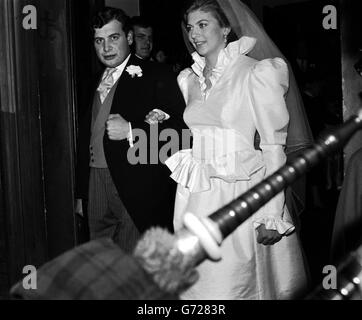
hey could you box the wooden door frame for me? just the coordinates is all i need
[0,0,48,288]
[0,0,101,293]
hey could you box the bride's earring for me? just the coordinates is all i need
[223,33,228,45]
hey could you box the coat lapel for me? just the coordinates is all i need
[109,55,146,120]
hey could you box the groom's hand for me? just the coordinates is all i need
[106,114,130,141]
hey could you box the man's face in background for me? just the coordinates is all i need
[133,26,153,60]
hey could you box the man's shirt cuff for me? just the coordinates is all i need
[127,122,134,148]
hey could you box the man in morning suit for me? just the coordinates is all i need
[75,7,186,253]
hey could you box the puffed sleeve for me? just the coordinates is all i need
[248,58,294,235]
[177,68,193,104]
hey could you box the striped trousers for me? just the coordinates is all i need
[88,168,141,253]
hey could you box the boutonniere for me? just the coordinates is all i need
[126,65,143,78]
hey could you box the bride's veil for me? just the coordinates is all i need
[216,0,313,155]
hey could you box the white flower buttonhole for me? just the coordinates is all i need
[126,65,143,78]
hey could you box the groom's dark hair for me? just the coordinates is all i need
[91,7,131,34]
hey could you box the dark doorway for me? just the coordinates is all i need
[0,0,105,298]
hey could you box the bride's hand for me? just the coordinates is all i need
[256,224,283,246]
[145,110,166,124]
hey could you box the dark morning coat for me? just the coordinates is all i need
[76,54,188,233]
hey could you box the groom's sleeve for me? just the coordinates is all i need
[151,64,187,131]
[117,64,188,155]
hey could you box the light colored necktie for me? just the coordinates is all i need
[97,68,116,103]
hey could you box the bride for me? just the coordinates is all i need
[148,0,312,300]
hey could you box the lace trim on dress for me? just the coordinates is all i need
[253,216,295,235]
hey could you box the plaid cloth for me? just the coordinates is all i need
[10,238,177,300]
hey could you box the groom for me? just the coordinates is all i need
[75,7,186,252]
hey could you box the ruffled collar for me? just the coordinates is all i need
[191,36,256,99]
[191,36,256,78]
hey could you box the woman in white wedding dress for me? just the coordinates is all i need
[149,0,311,300]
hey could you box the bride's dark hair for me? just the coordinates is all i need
[183,0,238,43]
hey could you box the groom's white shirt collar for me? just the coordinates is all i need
[105,53,131,85]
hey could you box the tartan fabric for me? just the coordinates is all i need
[10,238,177,300]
